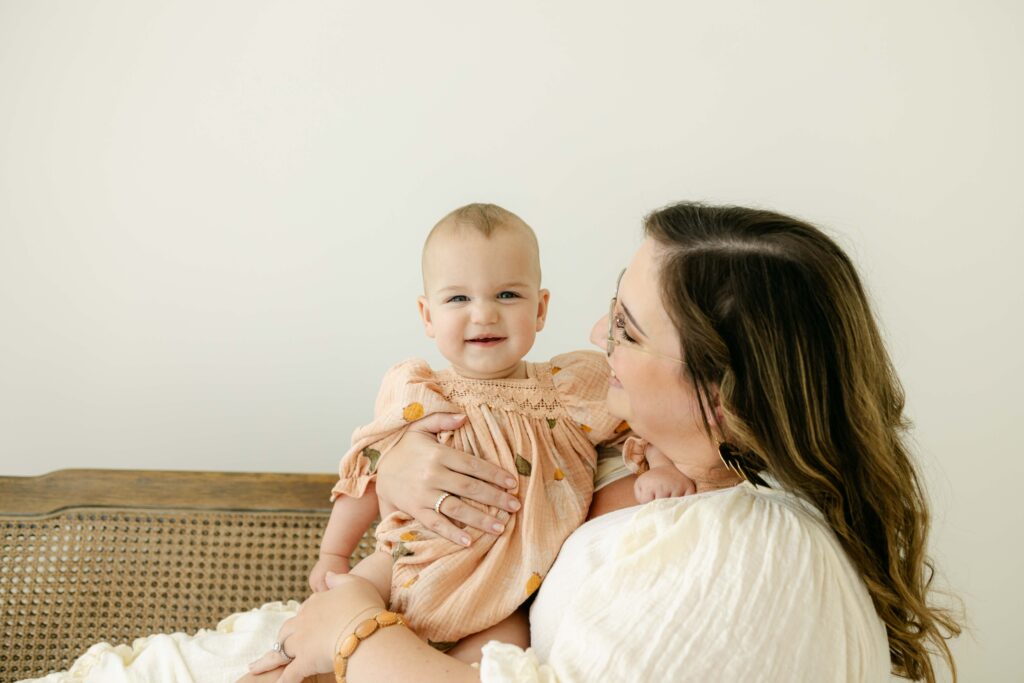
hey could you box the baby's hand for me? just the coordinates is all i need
[308,553,350,593]
[634,465,697,504]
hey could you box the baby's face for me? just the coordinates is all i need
[419,227,549,379]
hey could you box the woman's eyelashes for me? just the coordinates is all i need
[613,313,638,344]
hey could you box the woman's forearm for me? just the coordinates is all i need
[587,474,638,520]
[345,623,480,683]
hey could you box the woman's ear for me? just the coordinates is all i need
[702,383,726,429]
[417,296,435,338]
[706,369,739,431]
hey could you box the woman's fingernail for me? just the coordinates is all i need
[460,535,471,546]
[504,477,517,488]
[492,523,505,533]
[508,499,521,511]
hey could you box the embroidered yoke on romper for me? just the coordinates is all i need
[331,350,627,645]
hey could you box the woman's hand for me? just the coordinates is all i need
[375,413,522,546]
[247,574,385,683]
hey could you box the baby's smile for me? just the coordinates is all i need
[465,336,507,346]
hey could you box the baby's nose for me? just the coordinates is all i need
[471,301,499,324]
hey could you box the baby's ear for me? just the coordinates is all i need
[417,296,435,338]
[535,289,551,332]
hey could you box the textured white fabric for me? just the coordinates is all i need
[19,601,300,683]
[481,483,891,682]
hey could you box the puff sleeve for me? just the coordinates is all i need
[620,436,650,475]
[549,350,630,447]
[331,359,459,501]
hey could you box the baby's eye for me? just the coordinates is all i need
[497,291,521,300]
[446,295,469,303]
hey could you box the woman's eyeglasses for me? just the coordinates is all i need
[605,269,686,365]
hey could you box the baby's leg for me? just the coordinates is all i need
[445,606,530,665]
[349,550,395,605]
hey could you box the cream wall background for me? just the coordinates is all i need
[1,1,1020,679]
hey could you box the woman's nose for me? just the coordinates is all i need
[589,315,608,351]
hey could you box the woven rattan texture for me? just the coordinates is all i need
[0,507,376,681]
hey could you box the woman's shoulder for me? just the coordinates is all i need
[704,482,827,530]
[595,485,890,680]
[615,483,876,603]
[632,483,839,553]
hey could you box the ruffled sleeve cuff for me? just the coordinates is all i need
[621,436,650,475]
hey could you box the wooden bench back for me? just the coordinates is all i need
[0,469,363,681]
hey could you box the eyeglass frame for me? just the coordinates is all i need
[605,268,687,365]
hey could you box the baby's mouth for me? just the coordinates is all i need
[466,336,507,346]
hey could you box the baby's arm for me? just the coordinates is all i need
[309,484,381,592]
[633,445,697,504]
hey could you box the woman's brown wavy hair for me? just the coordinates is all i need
[644,202,960,681]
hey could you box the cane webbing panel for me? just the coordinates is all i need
[0,470,377,681]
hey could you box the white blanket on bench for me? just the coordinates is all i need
[21,602,300,683]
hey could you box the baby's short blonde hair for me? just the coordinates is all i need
[422,203,541,282]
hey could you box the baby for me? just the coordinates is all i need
[310,203,630,659]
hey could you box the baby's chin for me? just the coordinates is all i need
[449,357,528,380]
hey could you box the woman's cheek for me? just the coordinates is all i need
[605,355,641,421]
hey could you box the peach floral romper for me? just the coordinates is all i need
[330,350,627,646]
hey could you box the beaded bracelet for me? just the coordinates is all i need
[333,610,407,683]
